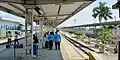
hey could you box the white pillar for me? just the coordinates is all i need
[39,19,44,48]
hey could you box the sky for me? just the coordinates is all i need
[0,0,118,27]
[58,0,119,27]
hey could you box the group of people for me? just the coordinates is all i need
[32,30,61,58]
[43,30,61,50]
[7,31,20,45]
[33,30,61,50]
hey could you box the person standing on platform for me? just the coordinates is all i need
[48,32,55,50]
[14,31,19,44]
[43,32,49,48]
[33,34,39,58]
[7,31,12,44]
[54,30,61,50]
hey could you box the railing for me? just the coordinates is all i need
[0,37,25,45]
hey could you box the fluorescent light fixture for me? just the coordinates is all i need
[39,10,44,15]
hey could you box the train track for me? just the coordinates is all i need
[62,34,96,57]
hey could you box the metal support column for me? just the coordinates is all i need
[25,8,33,55]
[41,19,44,48]
[39,19,44,48]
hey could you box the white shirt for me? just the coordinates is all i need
[15,34,18,39]
[8,34,12,39]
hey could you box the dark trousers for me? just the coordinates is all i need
[14,39,19,44]
[55,42,60,50]
[45,41,49,48]
[49,40,53,50]
[33,44,38,55]
[8,38,11,44]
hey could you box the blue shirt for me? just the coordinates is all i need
[54,33,61,42]
[48,34,55,41]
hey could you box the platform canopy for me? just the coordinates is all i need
[61,20,120,28]
[0,0,95,27]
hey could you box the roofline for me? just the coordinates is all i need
[112,1,120,9]
[57,1,95,27]
[0,0,95,5]
[62,21,120,28]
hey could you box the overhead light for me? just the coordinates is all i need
[39,10,44,15]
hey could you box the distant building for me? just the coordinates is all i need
[0,18,22,30]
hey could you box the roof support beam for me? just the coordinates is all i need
[8,3,25,13]
[37,14,70,17]
[34,18,64,21]
[56,5,62,20]
[57,5,62,16]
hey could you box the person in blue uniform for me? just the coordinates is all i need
[43,32,49,48]
[48,32,55,50]
[54,30,61,50]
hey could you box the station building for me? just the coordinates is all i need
[0,18,22,30]
[0,18,22,38]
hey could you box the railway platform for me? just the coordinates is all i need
[21,35,86,60]
[0,31,118,60]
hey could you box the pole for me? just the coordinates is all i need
[13,40,16,60]
[24,7,34,55]
[25,9,28,54]
[30,9,33,56]
[41,19,43,48]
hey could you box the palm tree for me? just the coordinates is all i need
[92,2,113,23]
[92,2,113,53]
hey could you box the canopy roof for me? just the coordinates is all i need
[112,0,120,9]
[0,0,95,27]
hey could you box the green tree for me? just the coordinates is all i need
[98,25,112,52]
[98,25,112,43]
[92,2,113,23]
[92,2,113,53]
